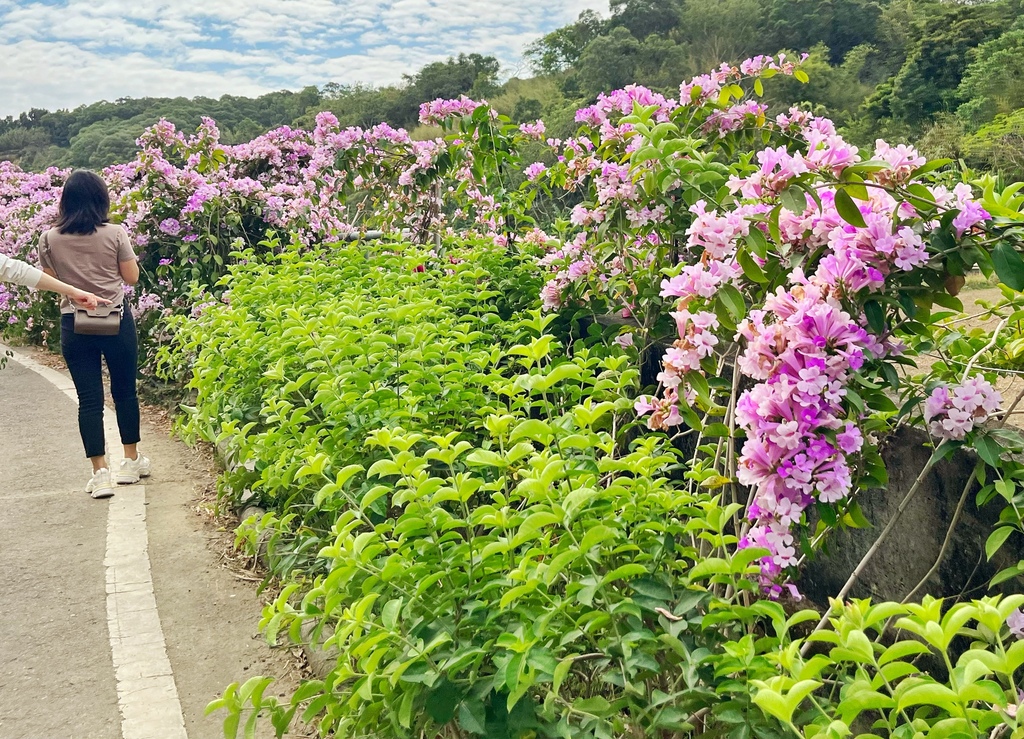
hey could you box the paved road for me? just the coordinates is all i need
[0,348,301,739]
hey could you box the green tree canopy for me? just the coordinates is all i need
[761,0,881,63]
[609,0,682,40]
[885,1,1016,129]
[958,20,1024,130]
[525,10,607,75]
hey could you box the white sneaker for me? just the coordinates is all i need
[116,455,152,485]
[86,468,115,499]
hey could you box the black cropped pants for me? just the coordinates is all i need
[60,307,141,459]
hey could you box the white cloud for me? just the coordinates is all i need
[0,40,269,114]
[0,0,608,116]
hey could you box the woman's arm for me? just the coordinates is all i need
[0,253,45,288]
[35,272,111,310]
[116,225,140,286]
[119,258,140,286]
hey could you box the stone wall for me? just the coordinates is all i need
[800,425,1023,606]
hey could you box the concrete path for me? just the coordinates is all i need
[0,346,301,739]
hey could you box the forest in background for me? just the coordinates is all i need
[3,0,1024,179]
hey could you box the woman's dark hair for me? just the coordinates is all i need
[55,170,110,235]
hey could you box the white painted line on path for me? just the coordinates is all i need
[4,344,188,739]
[105,484,188,739]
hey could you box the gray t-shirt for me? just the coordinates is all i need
[39,224,137,313]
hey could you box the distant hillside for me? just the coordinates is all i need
[4,0,1024,180]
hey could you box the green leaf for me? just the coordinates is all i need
[990,561,1024,587]
[685,371,711,405]
[689,558,730,580]
[752,689,791,723]
[910,159,952,178]
[500,581,540,608]
[382,598,403,630]
[879,641,930,666]
[515,512,561,544]
[986,526,1015,561]
[737,248,767,283]
[974,435,1004,468]
[834,188,867,228]
[992,242,1024,292]
[574,696,613,718]
[466,449,507,468]
[926,717,975,739]
[510,418,553,444]
[399,689,416,729]
[223,711,241,739]
[426,680,460,724]
[601,563,648,585]
[845,501,872,529]
[580,525,616,551]
[552,656,574,695]
[768,204,783,245]
[458,698,487,735]
[746,228,769,259]
[837,689,894,718]
[367,459,401,478]
[905,183,935,208]
[781,185,807,214]
[863,300,885,335]
[718,285,746,321]
[896,683,959,712]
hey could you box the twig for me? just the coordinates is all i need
[232,572,265,583]
[682,707,710,732]
[989,723,1010,739]
[997,383,1024,427]
[901,465,977,604]
[961,317,1008,382]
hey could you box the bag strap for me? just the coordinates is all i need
[42,230,74,307]
[41,230,55,278]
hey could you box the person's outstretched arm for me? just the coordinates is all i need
[37,272,111,310]
[1,254,109,310]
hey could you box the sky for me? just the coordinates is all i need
[0,0,608,117]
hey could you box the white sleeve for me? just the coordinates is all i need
[0,253,44,288]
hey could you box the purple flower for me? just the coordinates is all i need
[925,377,1002,441]
[836,424,863,454]
[158,218,181,236]
[1008,609,1024,638]
[953,201,991,237]
[524,162,547,180]
[519,120,546,139]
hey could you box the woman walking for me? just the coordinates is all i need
[39,170,151,499]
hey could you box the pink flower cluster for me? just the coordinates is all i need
[518,120,546,139]
[924,377,1002,441]
[704,101,768,137]
[735,283,875,592]
[873,140,926,185]
[815,192,930,294]
[576,85,677,128]
[419,96,487,126]
[681,53,805,105]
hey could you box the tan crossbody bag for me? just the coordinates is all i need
[41,231,122,336]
